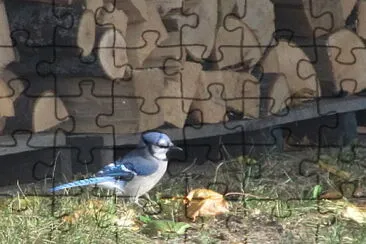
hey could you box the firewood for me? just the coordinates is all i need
[183,0,217,61]
[219,0,275,53]
[84,0,103,13]
[326,28,366,94]
[162,0,217,61]
[97,28,128,80]
[78,1,125,58]
[79,1,129,57]
[218,71,260,119]
[241,0,275,54]
[141,32,186,68]
[104,0,149,24]
[357,1,366,40]
[218,0,242,26]
[264,40,320,104]
[99,63,201,132]
[341,0,358,20]
[260,73,291,116]
[189,70,260,124]
[272,0,355,37]
[162,61,202,127]
[210,16,262,70]
[32,91,69,132]
[126,1,168,68]
[0,79,14,117]
[77,10,96,57]
[0,70,25,102]
[259,47,280,73]
[130,69,165,131]
[152,0,183,16]
[95,2,128,36]
[0,0,16,69]
[0,70,27,134]
[54,78,138,134]
[189,73,227,124]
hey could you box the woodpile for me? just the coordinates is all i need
[0,0,363,135]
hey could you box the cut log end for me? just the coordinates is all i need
[77,10,96,57]
[85,0,103,13]
[357,2,366,40]
[0,79,15,117]
[182,0,218,61]
[327,28,366,94]
[189,70,260,124]
[162,61,202,128]
[98,28,128,80]
[96,2,128,37]
[267,40,321,101]
[211,16,262,70]
[261,73,291,116]
[32,91,69,133]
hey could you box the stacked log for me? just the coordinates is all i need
[0,0,364,135]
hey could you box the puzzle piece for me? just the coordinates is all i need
[6,0,76,51]
[212,0,275,70]
[2,0,366,243]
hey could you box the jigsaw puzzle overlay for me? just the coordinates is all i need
[1,0,366,243]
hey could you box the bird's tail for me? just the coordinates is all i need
[48,176,116,192]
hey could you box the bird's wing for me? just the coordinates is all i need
[114,150,160,176]
[96,162,137,181]
[49,176,116,192]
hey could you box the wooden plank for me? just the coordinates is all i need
[112,95,366,144]
[3,95,366,155]
[19,0,73,5]
[0,133,66,156]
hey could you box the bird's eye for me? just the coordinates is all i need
[157,142,169,148]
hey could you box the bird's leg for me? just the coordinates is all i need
[134,196,143,208]
[144,193,152,202]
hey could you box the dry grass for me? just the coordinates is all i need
[1,142,366,243]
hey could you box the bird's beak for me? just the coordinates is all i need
[169,143,183,152]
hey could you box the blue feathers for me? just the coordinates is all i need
[49,162,139,192]
[49,176,116,192]
[48,131,177,196]
[142,132,167,145]
[96,162,137,180]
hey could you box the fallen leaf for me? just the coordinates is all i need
[184,188,229,221]
[62,210,84,224]
[342,203,366,224]
[320,190,343,200]
[318,160,351,180]
[61,199,109,224]
[325,199,366,224]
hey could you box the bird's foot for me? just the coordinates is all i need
[144,193,152,202]
[134,197,144,208]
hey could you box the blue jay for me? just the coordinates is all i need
[49,131,182,204]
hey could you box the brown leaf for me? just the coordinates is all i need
[184,189,229,222]
[320,190,343,200]
[62,209,85,224]
[318,160,351,180]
